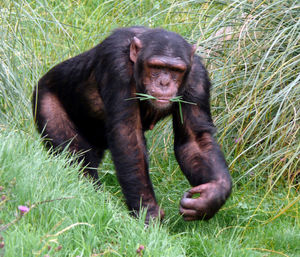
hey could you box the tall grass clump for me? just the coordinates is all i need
[190,0,300,223]
[202,0,299,183]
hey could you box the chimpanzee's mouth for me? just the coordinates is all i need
[156,98,170,103]
[147,94,176,109]
[151,97,174,110]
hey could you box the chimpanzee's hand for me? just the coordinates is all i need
[180,181,229,221]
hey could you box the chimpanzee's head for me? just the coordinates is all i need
[130,29,196,110]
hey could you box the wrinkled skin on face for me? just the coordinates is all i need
[142,56,186,109]
[130,36,191,110]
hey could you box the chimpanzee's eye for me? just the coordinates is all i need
[171,72,180,81]
[150,70,160,77]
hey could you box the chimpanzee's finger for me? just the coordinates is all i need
[180,197,199,209]
[181,196,209,211]
[179,206,198,216]
[189,183,211,194]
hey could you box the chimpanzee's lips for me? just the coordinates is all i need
[154,95,176,102]
[152,98,174,110]
[156,98,170,103]
[149,95,175,109]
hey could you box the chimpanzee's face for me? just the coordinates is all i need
[142,55,186,110]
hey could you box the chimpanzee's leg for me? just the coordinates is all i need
[33,88,104,185]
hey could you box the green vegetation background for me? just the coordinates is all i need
[0,0,299,256]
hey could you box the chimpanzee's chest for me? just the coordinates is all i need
[140,103,171,131]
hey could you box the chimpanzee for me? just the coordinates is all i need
[32,26,232,222]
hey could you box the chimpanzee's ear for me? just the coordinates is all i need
[191,44,197,61]
[130,37,142,63]
[192,44,197,55]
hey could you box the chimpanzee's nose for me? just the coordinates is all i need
[160,74,170,87]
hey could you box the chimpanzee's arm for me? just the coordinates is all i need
[173,57,231,220]
[99,76,163,222]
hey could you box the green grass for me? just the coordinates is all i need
[0,0,299,256]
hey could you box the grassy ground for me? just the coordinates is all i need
[0,0,299,256]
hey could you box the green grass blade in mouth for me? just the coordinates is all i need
[126,93,158,101]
